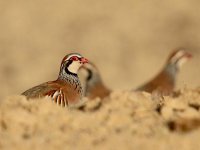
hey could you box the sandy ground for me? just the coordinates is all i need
[1,89,200,150]
[1,0,200,149]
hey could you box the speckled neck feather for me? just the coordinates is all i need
[58,62,83,96]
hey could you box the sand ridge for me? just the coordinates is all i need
[1,89,200,150]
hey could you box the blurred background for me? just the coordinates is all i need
[0,0,200,100]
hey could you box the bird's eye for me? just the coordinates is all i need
[71,56,79,61]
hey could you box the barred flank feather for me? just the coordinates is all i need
[46,90,68,107]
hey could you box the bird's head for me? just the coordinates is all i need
[78,61,101,84]
[60,53,88,76]
[166,48,192,70]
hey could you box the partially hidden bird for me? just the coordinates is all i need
[78,61,111,99]
[135,48,192,96]
[22,53,88,107]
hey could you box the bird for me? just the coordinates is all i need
[135,48,192,96]
[78,61,111,99]
[22,53,88,107]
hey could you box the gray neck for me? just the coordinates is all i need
[58,70,83,96]
[85,73,102,92]
[164,63,178,80]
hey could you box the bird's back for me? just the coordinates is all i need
[136,70,175,95]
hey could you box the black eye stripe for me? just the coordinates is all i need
[69,56,82,61]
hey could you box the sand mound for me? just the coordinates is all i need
[1,89,200,150]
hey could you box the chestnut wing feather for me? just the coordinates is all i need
[22,81,69,107]
[22,80,81,107]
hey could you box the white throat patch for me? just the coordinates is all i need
[176,57,189,68]
[68,61,82,74]
[170,50,185,63]
[85,63,98,74]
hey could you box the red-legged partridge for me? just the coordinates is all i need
[135,48,192,95]
[22,53,88,107]
[78,62,111,99]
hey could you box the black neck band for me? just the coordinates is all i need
[86,69,93,81]
[64,60,78,77]
[65,68,78,77]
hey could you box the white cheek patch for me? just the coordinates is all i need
[170,50,185,63]
[84,63,98,74]
[68,61,82,74]
[177,57,189,68]
[85,64,93,70]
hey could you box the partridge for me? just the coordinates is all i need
[22,53,88,107]
[78,62,111,99]
[135,48,192,95]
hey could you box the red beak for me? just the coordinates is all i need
[185,52,192,59]
[81,57,89,64]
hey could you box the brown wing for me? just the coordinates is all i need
[86,82,111,99]
[22,80,81,107]
[22,82,54,99]
[136,71,175,95]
